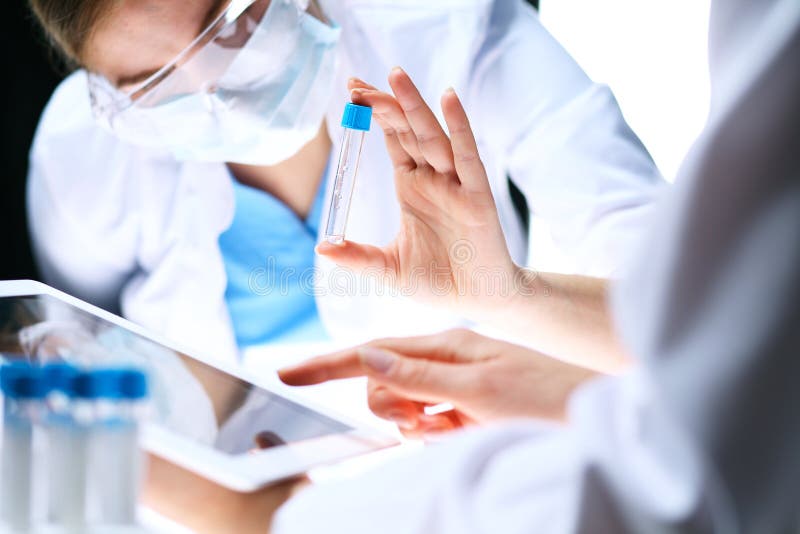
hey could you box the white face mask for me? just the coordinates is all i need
[90,0,341,166]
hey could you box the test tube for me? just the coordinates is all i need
[43,363,81,528]
[324,103,372,245]
[1,363,48,533]
[95,369,148,526]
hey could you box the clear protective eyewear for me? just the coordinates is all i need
[87,0,330,127]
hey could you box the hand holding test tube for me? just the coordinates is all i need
[316,69,517,313]
[324,103,372,245]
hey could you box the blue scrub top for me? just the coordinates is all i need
[218,174,329,347]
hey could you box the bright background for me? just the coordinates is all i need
[540,0,712,182]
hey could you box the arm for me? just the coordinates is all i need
[142,454,306,534]
[484,271,628,372]
[27,105,137,314]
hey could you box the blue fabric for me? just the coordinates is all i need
[219,174,329,347]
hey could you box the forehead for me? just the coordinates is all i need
[85,0,223,86]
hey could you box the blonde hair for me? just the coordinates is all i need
[28,0,109,68]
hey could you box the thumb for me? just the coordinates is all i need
[358,347,476,404]
[316,240,395,272]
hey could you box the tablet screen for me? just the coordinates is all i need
[0,294,350,455]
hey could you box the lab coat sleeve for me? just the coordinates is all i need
[469,0,666,276]
[115,159,240,365]
[27,75,141,314]
[274,2,800,532]
[273,373,717,534]
[27,73,239,364]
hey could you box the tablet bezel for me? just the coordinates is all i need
[0,280,399,491]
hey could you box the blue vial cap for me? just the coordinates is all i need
[42,363,79,396]
[73,370,122,399]
[341,103,372,132]
[119,370,148,400]
[1,361,30,381]
[0,364,48,399]
[1,362,32,393]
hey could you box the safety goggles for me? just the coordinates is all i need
[87,0,330,126]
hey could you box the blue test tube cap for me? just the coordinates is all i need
[1,362,32,393]
[119,369,148,400]
[42,363,79,396]
[1,361,31,385]
[341,103,372,132]
[73,369,123,399]
[0,364,48,399]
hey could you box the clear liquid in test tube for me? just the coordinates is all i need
[324,103,372,245]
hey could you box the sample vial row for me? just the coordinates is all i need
[1,362,149,534]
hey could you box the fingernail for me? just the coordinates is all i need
[387,411,416,430]
[444,86,456,94]
[359,347,395,374]
[391,66,404,74]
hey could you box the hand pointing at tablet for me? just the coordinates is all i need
[279,329,599,439]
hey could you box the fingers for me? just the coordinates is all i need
[368,330,481,364]
[315,240,396,272]
[351,87,424,169]
[358,346,478,403]
[441,88,490,192]
[351,71,458,177]
[400,413,460,441]
[348,72,485,191]
[367,382,420,429]
[278,329,482,387]
[347,77,378,92]
[388,67,456,175]
[348,77,421,168]
[368,383,462,440]
[276,340,435,387]
[278,351,362,386]
[350,88,417,171]
[252,431,286,451]
[279,355,464,436]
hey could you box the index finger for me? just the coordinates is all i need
[351,89,417,171]
[278,351,362,386]
[278,331,480,386]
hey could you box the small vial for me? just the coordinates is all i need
[42,363,82,529]
[51,369,104,532]
[1,363,47,533]
[324,103,372,245]
[94,369,149,526]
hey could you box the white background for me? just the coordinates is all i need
[540,0,712,182]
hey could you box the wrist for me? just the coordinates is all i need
[461,264,549,323]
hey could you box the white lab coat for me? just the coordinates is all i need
[28,0,664,363]
[272,0,800,532]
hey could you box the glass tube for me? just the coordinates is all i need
[324,127,367,245]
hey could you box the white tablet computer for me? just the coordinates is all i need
[0,280,398,491]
